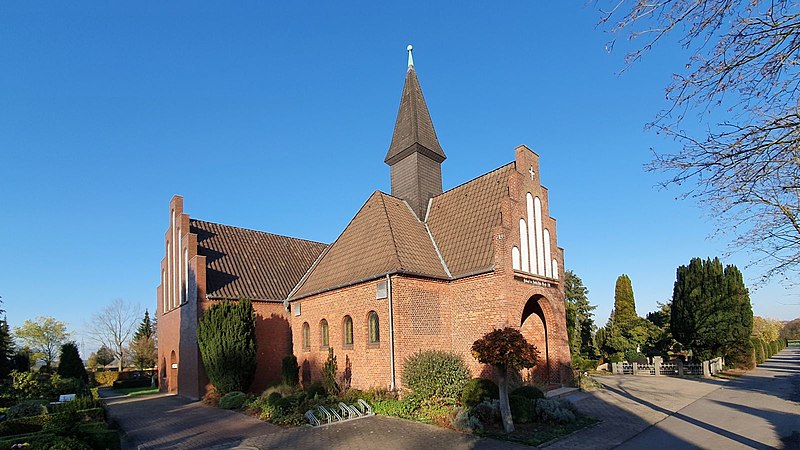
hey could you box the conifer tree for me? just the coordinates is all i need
[671,257,753,360]
[197,299,257,395]
[612,274,637,325]
[0,319,14,379]
[133,310,154,341]
[57,341,88,382]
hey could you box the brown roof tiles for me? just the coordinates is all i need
[191,219,326,301]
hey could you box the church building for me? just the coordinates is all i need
[157,47,571,400]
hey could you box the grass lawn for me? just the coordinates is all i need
[113,386,159,396]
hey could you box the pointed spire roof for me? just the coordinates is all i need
[385,46,446,165]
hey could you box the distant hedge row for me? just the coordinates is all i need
[749,337,788,365]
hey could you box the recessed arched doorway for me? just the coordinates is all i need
[169,351,178,393]
[520,295,550,384]
[160,357,167,391]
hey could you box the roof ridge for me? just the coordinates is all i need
[190,217,326,246]
[378,192,404,271]
[433,162,514,199]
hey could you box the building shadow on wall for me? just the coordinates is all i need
[251,312,292,393]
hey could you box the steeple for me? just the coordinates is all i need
[385,45,446,219]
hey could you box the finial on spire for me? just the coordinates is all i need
[407,44,414,68]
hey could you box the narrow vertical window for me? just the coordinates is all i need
[552,259,559,280]
[519,219,530,272]
[534,197,545,275]
[512,246,521,270]
[302,322,310,349]
[161,270,167,313]
[544,229,552,278]
[320,319,329,348]
[526,193,536,272]
[368,311,380,343]
[343,316,353,346]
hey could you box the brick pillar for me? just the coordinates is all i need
[676,359,684,376]
[653,356,662,376]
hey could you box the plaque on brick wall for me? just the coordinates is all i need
[376,280,388,299]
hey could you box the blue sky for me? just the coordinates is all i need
[1,2,797,351]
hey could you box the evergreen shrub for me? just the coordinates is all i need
[510,385,544,400]
[461,378,499,408]
[402,350,470,399]
[508,395,535,423]
[751,337,765,364]
[281,355,299,386]
[197,299,257,395]
[219,391,247,410]
[726,339,755,370]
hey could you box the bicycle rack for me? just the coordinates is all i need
[305,400,375,427]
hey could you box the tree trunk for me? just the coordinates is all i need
[496,366,514,433]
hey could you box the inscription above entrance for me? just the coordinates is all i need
[514,275,555,288]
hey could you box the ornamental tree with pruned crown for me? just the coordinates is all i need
[471,327,538,433]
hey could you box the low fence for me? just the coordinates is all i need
[611,356,723,377]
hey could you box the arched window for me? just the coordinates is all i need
[302,322,310,349]
[343,316,353,346]
[320,319,329,348]
[512,246,521,270]
[368,311,380,344]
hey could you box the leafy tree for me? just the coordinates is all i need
[14,316,69,369]
[197,299,257,395]
[471,327,538,433]
[780,318,800,340]
[752,316,782,342]
[57,342,87,382]
[87,299,141,371]
[598,1,800,282]
[129,336,157,370]
[671,257,754,360]
[612,274,637,325]
[564,270,597,359]
[93,345,115,368]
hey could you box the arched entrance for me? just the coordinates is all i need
[160,357,167,391]
[169,351,178,393]
[520,295,550,384]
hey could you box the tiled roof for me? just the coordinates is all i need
[384,67,446,165]
[427,164,514,277]
[291,191,448,299]
[190,219,326,301]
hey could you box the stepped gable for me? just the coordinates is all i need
[426,163,515,278]
[291,191,448,299]
[190,219,326,301]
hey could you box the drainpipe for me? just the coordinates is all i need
[387,274,396,391]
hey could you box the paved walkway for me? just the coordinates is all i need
[548,347,800,449]
[103,347,799,449]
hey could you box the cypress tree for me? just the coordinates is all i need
[197,299,257,395]
[57,342,88,382]
[613,274,637,325]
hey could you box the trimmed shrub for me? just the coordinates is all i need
[770,341,780,356]
[726,339,755,370]
[470,399,501,425]
[372,399,416,419]
[57,342,88,383]
[623,350,648,364]
[452,407,483,432]
[197,299,257,395]
[201,388,221,407]
[281,355,299,386]
[219,391,247,410]
[7,399,48,419]
[510,385,545,400]
[402,350,471,399]
[92,371,118,387]
[461,378,499,408]
[508,395,535,423]
[751,337,765,364]
[534,398,576,423]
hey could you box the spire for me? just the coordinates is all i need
[385,46,446,219]
[385,45,446,165]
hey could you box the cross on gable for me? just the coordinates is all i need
[529,165,536,180]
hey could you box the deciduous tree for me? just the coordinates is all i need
[14,316,69,369]
[86,299,141,372]
[597,1,800,282]
[471,327,538,433]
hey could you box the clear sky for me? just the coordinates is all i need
[1,2,797,352]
